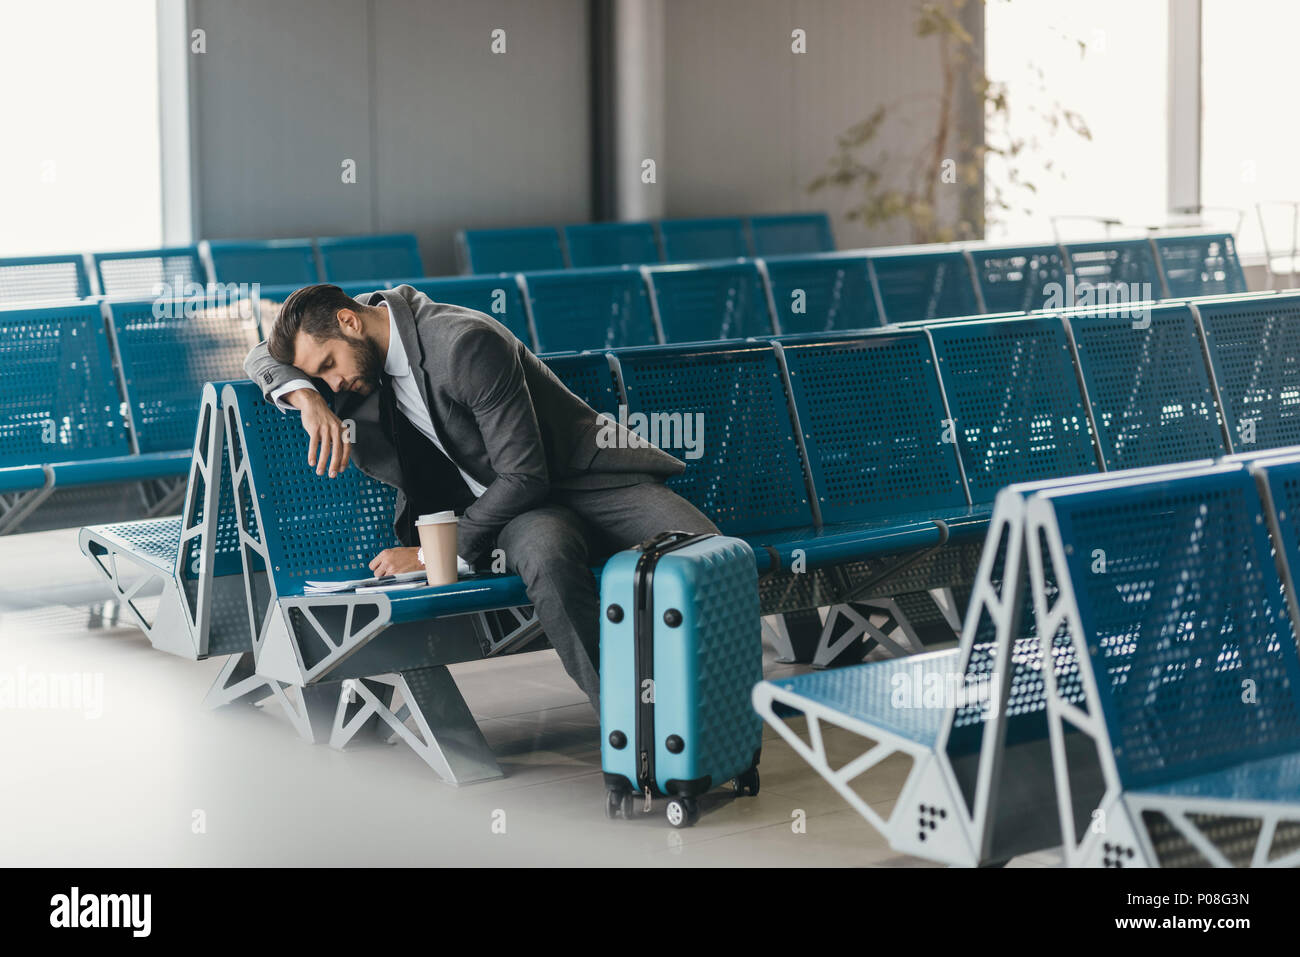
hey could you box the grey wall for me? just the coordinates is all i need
[662,0,983,248]
[189,0,591,275]
[186,0,976,269]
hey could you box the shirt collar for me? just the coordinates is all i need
[381,300,409,378]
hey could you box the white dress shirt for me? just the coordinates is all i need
[271,302,480,571]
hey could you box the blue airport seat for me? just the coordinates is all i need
[522,267,658,353]
[748,213,835,256]
[927,316,1100,502]
[1063,238,1165,299]
[80,382,274,670]
[968,244,1069,313]
[761,253,882,334]
[456,227,566,274]
[316,233,423,282]
[204,239,320,286]
[779,333,970,523]
[1194,292,1300,451]
[644,260,774,342]
[563,222,662,268]
[93,246,208,299]
[0,254,93,305]
[0,302,131,468]
[613,342,814,537]
[1045,467,1300,793]
[1066,302,1226,469]
[868,250,983,323]
[397,275,535,348]
[541,352,623,416]
[1154,232,1247,298]
[105,298,260,453]
[658,217,749,262]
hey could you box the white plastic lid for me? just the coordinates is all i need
[416,510,458,524]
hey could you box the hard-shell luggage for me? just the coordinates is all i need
[599,530,763,827]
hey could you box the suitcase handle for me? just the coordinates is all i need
[635,529,713,555]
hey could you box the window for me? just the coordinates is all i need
[0,0,162,257]
[983,0,1169,243]
[1200,0,1300,262]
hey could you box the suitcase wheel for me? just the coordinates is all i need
[605,787,638,821]
[733,767,760,798]
[665,797,699,828]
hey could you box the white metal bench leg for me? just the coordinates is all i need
[329,666,503,786]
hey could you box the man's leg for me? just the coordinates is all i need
[557,480,720,555]
[496,504,603,712]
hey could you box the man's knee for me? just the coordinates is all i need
[497,506,590,581]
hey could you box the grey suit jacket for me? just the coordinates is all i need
[244,285,685,563]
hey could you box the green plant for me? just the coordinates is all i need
[808,0,1091,244]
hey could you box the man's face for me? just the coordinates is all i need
[293,316,384,395]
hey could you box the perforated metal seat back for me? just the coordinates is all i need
[1257,458,1300,603]
[780,333,966,522]
[108,299,260,454]
[524,268,657,353]
[0,255,91,305]
[970,244,1069,313]
[225,382,399,591]
[563,222,661,268]
[762,254,881,334]
[1048,468,1300,789]
[317,234,422,282]
[658,218,749,262]
[542,353,621,418]
[94,247,206,299]
[0,303,131,467]
[647,261,773,342]
[403,276,533,346]
[206,240,319,286]
[1064,239,1164,299]
[748,213,835,256]
[1067,304,1225,469]
[869,252,981,323]
[615,344,813,536]
[928,317,1098,502]
[1195,294,1300,451]
[1155,233,1246,298]
[459,227,565,274]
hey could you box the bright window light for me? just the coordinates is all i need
[0,0,162,257]
[1201,0,1300,262]
[984,0,1168,243]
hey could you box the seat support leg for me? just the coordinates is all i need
[329,666,503,786]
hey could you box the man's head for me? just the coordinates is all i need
[269,284,386,395]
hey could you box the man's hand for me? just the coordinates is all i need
[369,547,422,577]
[286,388,351,477]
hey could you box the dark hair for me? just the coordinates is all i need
[268,284,364,365]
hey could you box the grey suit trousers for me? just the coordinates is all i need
[495,480,720,713]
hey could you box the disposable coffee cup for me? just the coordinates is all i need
[416,510,459,586]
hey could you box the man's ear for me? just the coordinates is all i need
[336,308,363,335]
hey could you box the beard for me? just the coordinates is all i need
[347,335,386,393]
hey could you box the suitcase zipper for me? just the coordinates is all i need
[631,530,712,799]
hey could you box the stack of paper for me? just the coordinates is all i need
[304,570,427,594]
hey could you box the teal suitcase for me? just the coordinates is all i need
[600,530,763,827]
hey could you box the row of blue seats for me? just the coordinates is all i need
[259,231,1247,355]
[0,298,260,529]
[77,287,1300,781]
[757,452,1300,867]
[455,213,835,274]
[0,233,423,305]
[153,290,1293,781]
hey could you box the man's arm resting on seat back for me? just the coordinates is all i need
[244,341,352,477]
[450,326,551,564]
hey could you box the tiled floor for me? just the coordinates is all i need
[0,527,1060,867]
